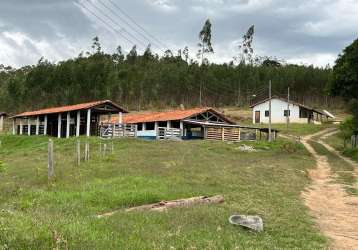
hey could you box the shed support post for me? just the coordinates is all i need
[0,115,3,132]
[35,116,39,135]
[155,122,158,139]
[142,123,146,131]
[86,109,91,137]
[27,118,31,136]
[221,128,225,141]
[20,119,23,135]
[66,112,70,138]
[76,111,80,137]
[118,112,122,124]
[12,118,16,135]
[180,121,184,137]
[44,115,47,135]
[58,113,62,138]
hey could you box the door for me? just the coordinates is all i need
[255,111,260,123]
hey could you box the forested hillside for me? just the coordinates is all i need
[0,38,335,114]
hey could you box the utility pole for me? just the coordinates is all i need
[237,80,241,106]
[268,80,272,142]
[199,83,202,106]
[286,86,290,130]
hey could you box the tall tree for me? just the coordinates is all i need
[236,25,255,64]
[91,36,102,54]
[197,19,214,106]
[331,38,358,130]
[197,19,214,64]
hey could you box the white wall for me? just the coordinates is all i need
[252,98,308,124]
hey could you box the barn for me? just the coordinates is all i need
[11,100,127,138]
[250,96,332,124]
[100,107,278,141]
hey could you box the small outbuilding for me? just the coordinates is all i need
[250,96,331,124]
[11,100,127,138]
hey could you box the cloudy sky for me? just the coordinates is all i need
[0,0,357,68]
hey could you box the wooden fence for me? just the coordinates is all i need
[157,127,182,140]
[100,123,137,139]
[205,127,241,142]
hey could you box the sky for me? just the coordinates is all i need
[0,0,357,68]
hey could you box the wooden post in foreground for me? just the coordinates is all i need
[48,139,54,179]
[76,140,81,166]
[84,142,89,161]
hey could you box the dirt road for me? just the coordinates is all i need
[301,129,358,250]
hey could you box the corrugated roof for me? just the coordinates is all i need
[111,107,234,124]
[13,100,128,118]
[0,112,6,116]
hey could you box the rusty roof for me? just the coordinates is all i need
[12,100,128,118]
[111,107,235,124]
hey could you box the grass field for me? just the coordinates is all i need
[0,135,327,249]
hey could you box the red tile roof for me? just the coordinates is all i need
[13,100,128,118]
[111,107,234,124]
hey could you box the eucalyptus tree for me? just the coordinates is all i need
[197,19,214,105]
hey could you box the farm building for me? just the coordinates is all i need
[11,100,127,138]
[0,112,7,133]
[250,96,332,124]
[100,107,278,141]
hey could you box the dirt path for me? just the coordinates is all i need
[301,129,358,250]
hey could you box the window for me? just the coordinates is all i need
[265,111,270,117]
[171,120,180,129]
[284,110,290,117]
[300,108,308,118]
[158,121,167,127]
[146,122,155,130]
[137,123,142,130]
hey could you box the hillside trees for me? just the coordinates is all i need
[0,36,335,114]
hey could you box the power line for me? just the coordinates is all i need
[84,0,147,48]
[107,0,170,50]
[76,1,134,50]
[97,0,163,51]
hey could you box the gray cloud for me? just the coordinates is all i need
[0,0,357,67]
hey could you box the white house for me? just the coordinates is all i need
[250,97,331,124]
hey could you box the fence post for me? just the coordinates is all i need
[76,140,81,166]
[103,143,107,157]
[48,139,54,179]
[352,135,357,148]
[85,142,89,161]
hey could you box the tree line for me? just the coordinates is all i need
[0,21,336,114]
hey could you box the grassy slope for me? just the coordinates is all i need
[0,135,326,249]
[323,132,358,162]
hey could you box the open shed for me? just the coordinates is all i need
[100,107,277,141]
[11,100,127,138]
